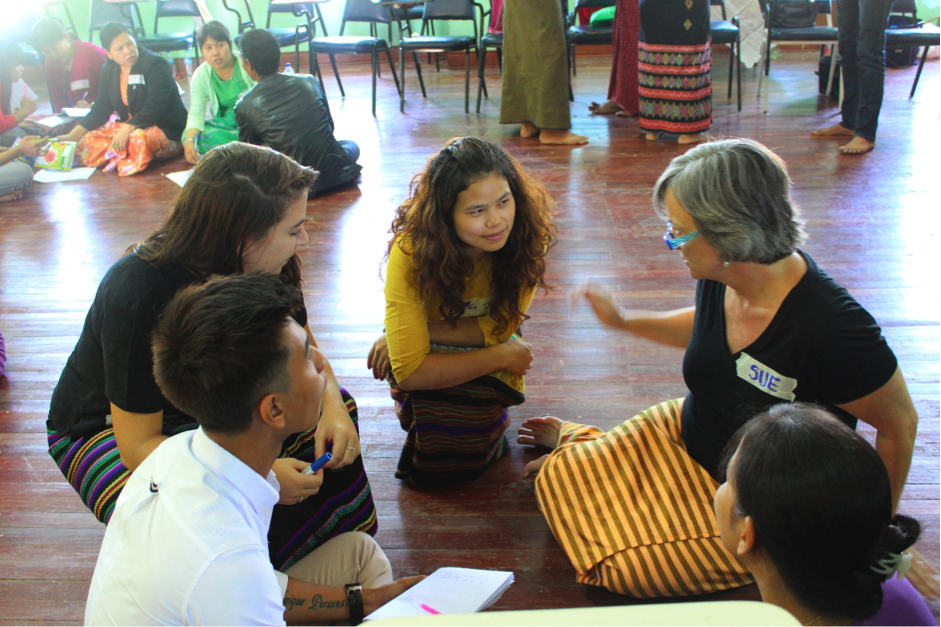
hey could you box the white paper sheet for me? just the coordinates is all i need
[364,568,514,622]
[164,169,195,187]
[62,107,92,117]
[36,115,74,128]
[33,168,96,183]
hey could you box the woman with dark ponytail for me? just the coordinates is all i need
[714,403,936,626]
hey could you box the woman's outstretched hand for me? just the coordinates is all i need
[581,284,624,329]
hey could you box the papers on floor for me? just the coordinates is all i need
[36,114,75,128]
[33,167,96,183]
[62,107,92,117]
[364,568,514,622]
[164,169,195,188]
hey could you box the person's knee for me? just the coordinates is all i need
[348,532,393,587]
[1,162,34,194]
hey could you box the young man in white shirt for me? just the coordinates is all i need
[84,274,421,625]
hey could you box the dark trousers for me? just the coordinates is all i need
[837,0,894,142]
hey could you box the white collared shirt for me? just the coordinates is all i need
[85,428,289,626]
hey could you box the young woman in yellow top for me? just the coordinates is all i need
[368,137,557,486]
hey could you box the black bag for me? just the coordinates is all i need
[886,14,920,68]
[769,0,817,28]
[816,54,841,97]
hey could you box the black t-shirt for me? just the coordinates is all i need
[681,251,898,478]
[47,253,309,438]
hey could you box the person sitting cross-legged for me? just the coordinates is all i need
[84,273,422,626]
[235,29,361,195]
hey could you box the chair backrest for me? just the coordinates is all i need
[268,0,315,17]
[221,0,257,32]
[710,0,728,20]
[343,0,392,25]
[89,0,141,42]
[154,0,203,34]
[573,0,616,10]
[423,0,475,22]
[890,0,917,18]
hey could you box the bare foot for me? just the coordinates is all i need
[811,123,855,138]
[518,415,565,449]
[588,99,622,115]
[539,129,588,145]
[678,133,709,145]
[522,454,550,484]
[614,110,638,118]
[645,131,658,141]
[520,122,539,138]
[0,189,24,203]
[840,136,875,155]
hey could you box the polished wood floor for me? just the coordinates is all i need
[0,50,938,624]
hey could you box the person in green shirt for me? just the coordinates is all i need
[183,21,255,164]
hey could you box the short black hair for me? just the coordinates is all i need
[31,19,68,52]
[152,273,305,434]
[238,28,280,77]
[99,22,130,52]
[197,20,232,49]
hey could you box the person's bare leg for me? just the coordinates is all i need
[588,99,622,115]
[518,416,565,448]
[539,129,588,145]
[839,136,875,155]
[522,454,550,484]
[811,123,855,138]
[677,132,708,145]
[645,131,658,141]
[520,122,539,138]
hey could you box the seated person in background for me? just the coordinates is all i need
[182,20,255,164]
[0,39,39,144]
[85,274,422,626]
[235,28,361,195]
[31,19,107,113]
[0,134,46,202]
[715,403,937,626]
[58,23,186,176]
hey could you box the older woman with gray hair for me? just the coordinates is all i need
[517,138,921,600]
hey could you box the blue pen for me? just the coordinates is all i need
[302,452,332,475]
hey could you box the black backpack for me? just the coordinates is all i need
[768,0,819,28]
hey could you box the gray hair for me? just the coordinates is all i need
[652,138,806,264]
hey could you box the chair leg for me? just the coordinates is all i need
[727,44,734,99]
[477,45,486,109]
[400,46,406,113]
[384,47,401,95]
[312,54,325,89]
[736,40,742,112]
[328,53,345,97]
[372,51,378,117]
[464,47,470,114]
[910,45,928,99]
[497,48,503,73]
[295,41,300,71]
[825,49,837,98]
[413,52,427,97]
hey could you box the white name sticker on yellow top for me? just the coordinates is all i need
[70,79,90,90]
[462,298,492,318]
[128,74,145,86]
[735,353,797,401]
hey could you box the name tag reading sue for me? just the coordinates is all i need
[128,74,145,86]
[735,353,797,401]
[70,79,90,90]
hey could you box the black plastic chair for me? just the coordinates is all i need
[310,0,401,116]
[710,0,742,111]
[566,0,615,77]
[222,0,318,71]
[88,0,143,43]
[136,0,204,65]
[884,0,940,98]
[398,0,486,113]
[758,0,839,112]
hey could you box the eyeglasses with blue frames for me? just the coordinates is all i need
[663,221,700,250]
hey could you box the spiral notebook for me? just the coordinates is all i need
[364,567,514,622]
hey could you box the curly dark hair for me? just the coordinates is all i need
[387,137,557,336]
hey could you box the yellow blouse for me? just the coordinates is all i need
[385,237,536,393]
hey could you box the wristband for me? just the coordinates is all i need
[345,583,364,625]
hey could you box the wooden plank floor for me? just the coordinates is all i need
[0,50,938,624]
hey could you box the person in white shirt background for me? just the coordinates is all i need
[84,273,422,626]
